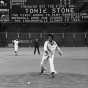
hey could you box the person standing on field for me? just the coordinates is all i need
[40,34,63,78]
[13,39,19,56]
[33,38,40,55]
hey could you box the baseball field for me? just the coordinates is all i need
[0,47,88,88]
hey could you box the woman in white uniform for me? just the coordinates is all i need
[40,34,63,78]
[13,39,19,56]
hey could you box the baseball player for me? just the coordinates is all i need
[13,39,19,56]
[40,34,63,78]
[33,38,40,55]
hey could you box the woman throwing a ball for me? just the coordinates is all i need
[40,34,63,78]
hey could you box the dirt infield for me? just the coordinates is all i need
[0,72,88,88]
[0,47,88,88]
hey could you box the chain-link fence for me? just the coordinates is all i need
[0,32,87,47]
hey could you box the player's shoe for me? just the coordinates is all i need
[40,66,47,75]
[14,51,18,56]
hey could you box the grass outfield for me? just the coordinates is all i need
[0,47,88,88]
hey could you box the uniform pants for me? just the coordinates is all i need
[41,54,56,73]
[34,47,40,54]
[14,46,18,52]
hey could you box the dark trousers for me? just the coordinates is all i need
[34,47,40,55]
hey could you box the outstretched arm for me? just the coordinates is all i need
[57,46,63,56]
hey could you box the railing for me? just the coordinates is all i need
[0,32,87,47]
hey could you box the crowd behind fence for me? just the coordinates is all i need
[0,32,88,47]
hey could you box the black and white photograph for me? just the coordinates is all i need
[0,0,88,88]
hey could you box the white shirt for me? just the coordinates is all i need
[44,40,60,55]
[13,40,19,47]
